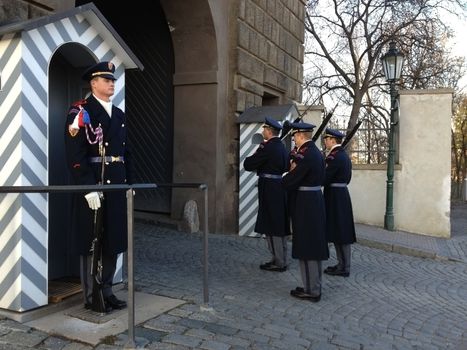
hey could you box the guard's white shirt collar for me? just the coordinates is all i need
[330,143,342,152]
[94,94,112,118]
[324,143,342,157]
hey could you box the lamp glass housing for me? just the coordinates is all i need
[381,42,404,81]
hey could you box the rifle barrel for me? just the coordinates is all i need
[342,120,363,149]
[311,104,338,142]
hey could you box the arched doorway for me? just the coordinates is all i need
[158,0,220,227]
[76,0,175,213]
[76,0,222,230]
[48,43,95,281]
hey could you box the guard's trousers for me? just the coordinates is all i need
[299,260,322,296]
[334,243,351,273]
[266,235,288,268]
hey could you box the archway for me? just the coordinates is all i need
[48,42,95,281]
[76,0,220,228]
[76,0,176,213]
[159,0,219,226]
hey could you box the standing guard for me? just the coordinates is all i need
[322,128,356,277]
[64,61,133,312]
[244,117,290,272]
[283,122,328,302]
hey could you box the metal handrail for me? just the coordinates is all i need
[0,183,209,349]
[0,184,157,194]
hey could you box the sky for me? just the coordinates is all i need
[302,7,467,96]
[446,14,467,91]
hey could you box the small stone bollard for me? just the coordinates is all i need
[182,199,200,233]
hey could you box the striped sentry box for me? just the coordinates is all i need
[238,105,298,237]
[0,4,140,312]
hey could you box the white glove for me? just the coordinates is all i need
[85,192,101,210]
[70,114,80,129]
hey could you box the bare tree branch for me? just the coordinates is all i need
[303,0,467,163]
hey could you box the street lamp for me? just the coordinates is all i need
[381,41,404,231]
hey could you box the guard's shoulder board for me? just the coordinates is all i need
[72,99,87,107]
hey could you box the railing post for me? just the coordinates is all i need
[124,188,135,349]
[202,185,209,305]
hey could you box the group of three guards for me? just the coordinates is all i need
[244,116,356,302]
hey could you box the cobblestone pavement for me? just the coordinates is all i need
[1,217,467,350]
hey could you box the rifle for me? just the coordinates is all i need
[342,119,363,149]
[311,103,338,142]
[279,119,298,140]
[90,133,107,314]
[280,103,338,141]
[90,206,106,313]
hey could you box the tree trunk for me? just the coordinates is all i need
[347,91,364,133]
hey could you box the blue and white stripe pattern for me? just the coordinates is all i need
[238,123,263,237]
[238,112,295,237]
[0,11,125,311]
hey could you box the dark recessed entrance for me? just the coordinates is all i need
[76,0,175,213]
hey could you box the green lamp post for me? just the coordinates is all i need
[381,41,404,231]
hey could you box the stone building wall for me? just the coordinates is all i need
[0,0,74,24]
[0,0,309,234]
[234,0,306,112]
[351,89,453,237]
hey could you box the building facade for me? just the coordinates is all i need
[0,0,307,234]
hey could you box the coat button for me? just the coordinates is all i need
[106,180,111,184]
[123,142,126,146]
[121,123,125,127]
[105,142,109,146]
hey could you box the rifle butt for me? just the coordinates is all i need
[91,278,107,313]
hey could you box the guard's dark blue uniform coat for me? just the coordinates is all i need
[282,140,329,260]
[64,95,133,256]
[244,137,290,236]
[323,146,356,244]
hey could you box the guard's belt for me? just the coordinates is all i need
[298,186,321,191]
[89,156,124,163]
[259,173,282,179]
[330,183,347,188]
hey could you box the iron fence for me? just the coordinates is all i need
[328,120,395,164]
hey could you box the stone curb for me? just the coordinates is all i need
[356,237,462,262]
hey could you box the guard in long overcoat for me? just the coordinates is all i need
[322,128,355,277]
[64,61,132,311]
[244,117,290,271]
[282,122,328,302]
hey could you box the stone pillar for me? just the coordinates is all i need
[397,89,453,237]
